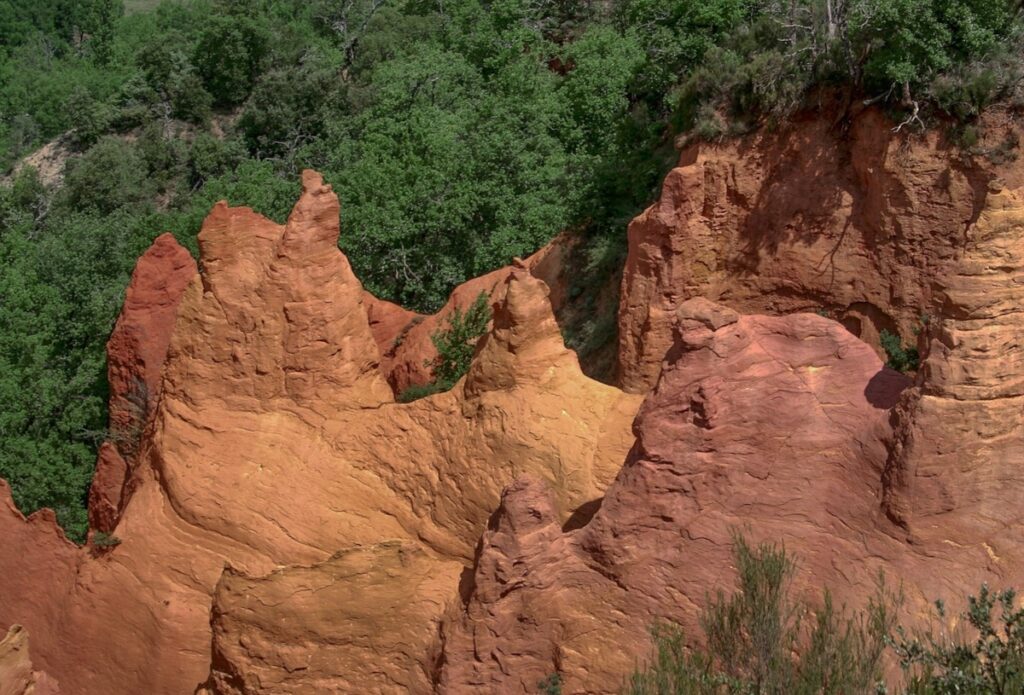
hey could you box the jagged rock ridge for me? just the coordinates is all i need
[1,105,1023,693]
[0,171,639,694]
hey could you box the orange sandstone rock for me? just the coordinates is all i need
[0,482,77,691]
[443,302,917,691]
[618,108,1024,391]
[0,625,60,695]
[883,184,1024,552]
[205,542,462,694]
[0,171,639,695]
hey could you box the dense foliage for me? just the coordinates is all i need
[880,328,921,374]
[627,536,1024,695]
[1,0,1022,539]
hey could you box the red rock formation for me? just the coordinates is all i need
[1,113,1021,692]
[618,108,1024,392]
[0,482,78,690]
[88,232,196,531]
[442,300,921,691]
[85,442,126,533]
[883,183,1024,552]
[0,171,639,695]
[104,232,196,451]
[0,625,60,695]
[204,542,462,694]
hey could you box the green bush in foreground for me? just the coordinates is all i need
[626,535,1024,694]
[626,535,895,694]
[893,586,1024,694]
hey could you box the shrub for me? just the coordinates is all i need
[880,329,920,374]
[626,534,897,694]
[401,292,491,402]
[91,531,122,548]
[892,585,1024,693]
[538,673,563,695]
[430,292,492,386]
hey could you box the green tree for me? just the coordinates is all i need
[61,137,152,214]
[193,15,271,106]
[325,44,574,310]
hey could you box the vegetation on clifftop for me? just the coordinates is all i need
[1,0,1022,539]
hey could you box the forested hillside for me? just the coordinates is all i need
[1,0,1021,540]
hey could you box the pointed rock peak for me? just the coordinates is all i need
[281,169,340,256]
[106,233,197,472]
[464,269,571,395]
[126,233,197,299]
[197,198,284,275]
[491,268,563,353]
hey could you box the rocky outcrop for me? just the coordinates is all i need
[0,171,639,695]
[617,108,1024,392]
[204,542,462,694]
[105,232,196,452]
[3,111,1023,692]
[443,300,921,691]
[0,482,77,692]
[88,232,196,531]
[883,183,1024,550]
[0,625,60,695]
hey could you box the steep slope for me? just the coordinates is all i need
[441,300,915,691]
[0,625,59,695]
[884,182,1024,550]
[443,287,1024,692]
[90,232,197,532]
[1,108,1022,694]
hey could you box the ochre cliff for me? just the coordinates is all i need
[618,107,1024,392]
[0,625,59,695]
[0,171,638,694]
[1,105,1023,694]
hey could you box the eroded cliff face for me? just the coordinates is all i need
[618,108,1024,392]
[0,625,59,695]
[0,171,639,695]
[1,106,1022,694]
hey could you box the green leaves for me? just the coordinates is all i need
[400,292,491,401]
[193,15,271,106]
[325,39,577,311]
[627,535,897,694]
